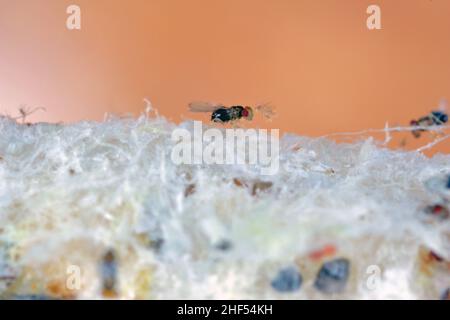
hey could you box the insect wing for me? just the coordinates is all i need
[188,101,224,113]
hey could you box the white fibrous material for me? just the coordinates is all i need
[0,108,449,300]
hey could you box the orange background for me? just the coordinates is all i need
[0,0,449,153]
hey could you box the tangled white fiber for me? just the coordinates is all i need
[0,102,449,300]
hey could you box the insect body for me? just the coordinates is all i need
[410,100,448,138]
[189,101,274,124]
[410,111,448,138]
[425,204,450,220]
[211,106,253,123]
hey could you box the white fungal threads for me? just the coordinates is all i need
[319,124,450,153]
[171,121,280,176]
[0,104,448,299]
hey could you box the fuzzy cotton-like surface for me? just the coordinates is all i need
[0,112,449,300]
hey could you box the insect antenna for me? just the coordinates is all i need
[255,102,276,120]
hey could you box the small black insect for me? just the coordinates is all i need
[210,106,253,123]
[188,101,275,124]
[425,204,449,220]
[410,100,448,138]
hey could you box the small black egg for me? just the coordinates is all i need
[271,267,302,293]
[314,258,350,294]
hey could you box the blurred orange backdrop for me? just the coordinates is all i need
[0,0,449,153]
